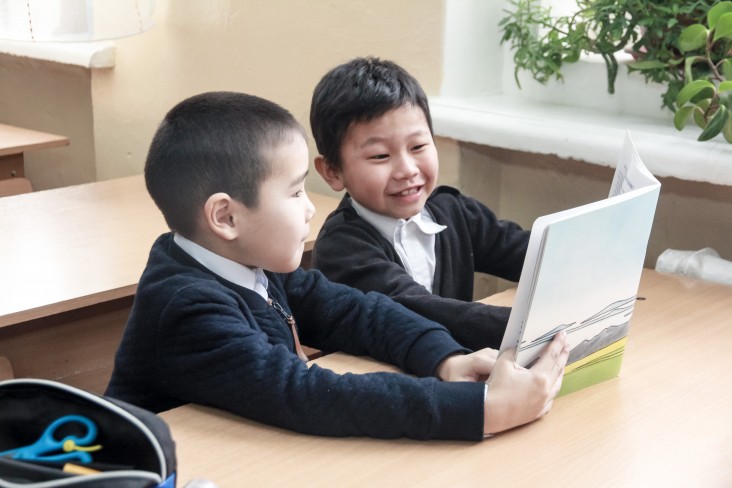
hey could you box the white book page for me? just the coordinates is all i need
[609,133,660,197]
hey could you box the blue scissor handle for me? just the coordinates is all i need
[0,415,99,463]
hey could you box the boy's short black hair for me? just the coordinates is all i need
[309,57,433,170]
[145,91,306,237]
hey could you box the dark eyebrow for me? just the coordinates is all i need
[360,136,387,149]
[359,129,431,149]
[291,169,309,187]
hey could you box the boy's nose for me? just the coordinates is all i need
[393,153,419,179]
[305,193,316,222]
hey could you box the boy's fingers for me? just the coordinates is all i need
[466,350,498,381]
[497,347,516,363]
[531,331,568,375]
[473,348,498,367]
[484,348,499,362]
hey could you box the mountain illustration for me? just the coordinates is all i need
[567,321,629,364]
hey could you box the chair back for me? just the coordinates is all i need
[0,177,33,197]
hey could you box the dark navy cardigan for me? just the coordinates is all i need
[312,186,530,351]
[106,233,485,440]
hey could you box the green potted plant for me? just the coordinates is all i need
[673,2,732,142]
[499,0,732,143]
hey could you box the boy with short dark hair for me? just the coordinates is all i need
[311,57,528,351]
[106,91,568,440]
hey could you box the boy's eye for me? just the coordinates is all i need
[293,189,304,197]
[369,154,389,161]
[411,143,428,151]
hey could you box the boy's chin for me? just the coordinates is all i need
[268,253,304,273]
[387,195,430,219]
[391,204,426,220]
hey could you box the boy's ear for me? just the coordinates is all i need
[314,155,345,192]
[204,192,240,241]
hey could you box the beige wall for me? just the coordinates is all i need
[0,53,96,189]
[0,0,446,191]
[90,0,447,195]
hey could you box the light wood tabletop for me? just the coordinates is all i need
[0,174,339,327]
[0,123,70,179]
[0,174,339,392]
[161,269,732,487]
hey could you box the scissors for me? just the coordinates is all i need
[0,415,102,463]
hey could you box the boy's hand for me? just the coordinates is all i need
[436,348,498,382]
[484,331,569,435]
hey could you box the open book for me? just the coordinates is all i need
[499,132,661,396]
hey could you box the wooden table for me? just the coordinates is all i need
[0,123,69,179]
[161,269,732,487]
[0,175,339,392]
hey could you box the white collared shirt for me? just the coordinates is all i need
[173,233,269,301]
[350,198,446,292]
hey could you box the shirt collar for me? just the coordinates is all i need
[173,233,268,300]
[349,197,446,242]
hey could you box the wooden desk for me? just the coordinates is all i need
[0,123,70,180]
[0,175,339,392]
[161,270,732,487]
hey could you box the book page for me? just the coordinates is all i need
[609,133,660,197]
[500,132,660,383]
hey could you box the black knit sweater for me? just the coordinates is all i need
[106,233,486,440]
[312,186,530,351]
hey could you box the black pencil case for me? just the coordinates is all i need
[0,378,177,487]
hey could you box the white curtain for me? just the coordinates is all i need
[0,0,155,42]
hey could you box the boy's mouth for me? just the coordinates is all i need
[392,185,422,197]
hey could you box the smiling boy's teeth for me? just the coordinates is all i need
[398,188,418,196]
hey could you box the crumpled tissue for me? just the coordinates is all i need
[655,247,732,286]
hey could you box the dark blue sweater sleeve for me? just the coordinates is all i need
[152,279,485,440]
[281,268,469,377]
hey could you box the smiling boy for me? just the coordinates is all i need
[311,57,530,351]
[106,91,567,440]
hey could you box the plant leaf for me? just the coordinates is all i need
[676,79,716,107]
[721,58,732,80]
[698,106,729,141]
[709,1,732,30]
[723,116,732,143]
[720,81,732,93]
[629,60,668,71]
[674,105,695,130]
[694,99,711,128]
[724,59,732,80]
[684,56,705,81]
[721,91,732,110]
[679,24,708,52]
[719,83,732,111]
[712,12,732,42]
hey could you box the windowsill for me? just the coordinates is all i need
[430,95,732,187]
[0,39,115,68]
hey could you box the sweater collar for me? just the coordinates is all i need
[173,233,268,300]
